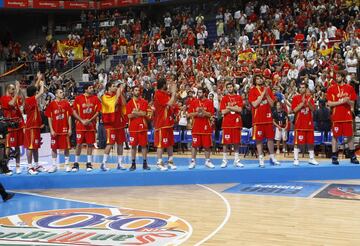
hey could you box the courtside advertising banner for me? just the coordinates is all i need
[33,0,60,9]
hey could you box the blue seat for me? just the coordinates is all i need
[314,131,324,145]
[324,132,344,145]
[147,130,154,143]
[182,130,193,144]
[174,130,182,143]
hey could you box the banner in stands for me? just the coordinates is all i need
[57,41,84,60]
[99,0,115,9]
[33,0,60,9]
[4,0,28,8]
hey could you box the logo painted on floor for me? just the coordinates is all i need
[224,182,325,197]
[314,184,360,201]
[0,208,192,245]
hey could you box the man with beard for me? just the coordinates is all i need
[71,84,101,172]
[153,78,177,171]
[220,82,244,168]
[248,75,280,167]
[291,83,319,166]
[188,87,215,169]
[327,72,359,165]
[126,86,151,171]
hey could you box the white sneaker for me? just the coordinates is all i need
[220,159,228,168]
[35,165,44,172]
[117,163,126,170]
[156,162,168,171]
[270,158,281,166]
[168,161,177,170]
[233,159,244,168]
[282,148,287,153]
[276,149,280,155]
[65,165,71,172]
[27,167,38,175]
[308,158,319,165]
[259,157,265,168]
[16,167,21,174]
[188,160,196,169]
[4,170,13,176]
[100,163,110,171]
[47,165,58,173]
[294,159,299,166]
[205,160,215,169]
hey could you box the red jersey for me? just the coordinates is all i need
[24,96,42,129]
[248,86,275,124]
[45,100,72,135]
[153,90,175,129]
[291,94,315,130]
[126,97,148,133]
[188,98,214,134]
[73,94,101,132]
[220,94,243,128]
[326,83,357,122]
[0,95,24,130]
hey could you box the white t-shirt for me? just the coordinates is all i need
[244,23,255,33]
[327,26,337,38]
[164,17,172,27]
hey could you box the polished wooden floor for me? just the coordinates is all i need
[18,178,360,245]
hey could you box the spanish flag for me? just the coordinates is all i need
[57,40,83,60]
[319,47,333,57]
[101,93,116,124]
[238,49,257,61]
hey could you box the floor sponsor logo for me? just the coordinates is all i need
[314,184,360,201]
[224,182,325,197]
[0,207,191,245]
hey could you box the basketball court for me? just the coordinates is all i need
[2,144,360,245]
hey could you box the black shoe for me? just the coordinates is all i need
[86,162,93,172]
[129,164,136,171]
[332,156,339,165]
[350,156,359,164]
[72,162,79,172]
[3,193,14,202]
[143,163,151,170]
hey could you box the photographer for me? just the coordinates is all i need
[0,81,25,175]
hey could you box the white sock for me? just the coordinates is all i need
[28,163,32,168]
[223,152,227,160]
[269,154,275,160]
[52,157,57,166]
[75,155,80,162]
[157,158,162,164]
[309,150,315,159]
[259,154,264,160]
[64,156,69,165]
[34,162,39,167]
[206,159,211,163]
[168,156,173,162]
[117,155,123,165]
[102,154,108,164]
[87,155,92,163]
[235,152,239,160]
[294,148,299,160]
[191,158,195,162]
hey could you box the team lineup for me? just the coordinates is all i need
[0,71,359,176]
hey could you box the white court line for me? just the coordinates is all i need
[194,184,231,246]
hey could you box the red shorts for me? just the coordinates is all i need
[6,129,24,148]
[154,128,174,148]
[129,131,148,147]
[294,130,314,145]
[332,122,353,138]
[222,128,241,145]
[76,131,96,145]
[106,128,126,145]
[24,128,41,149]
[192,134,212,148]
[51,134,70,150]
[252,124,274,141]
